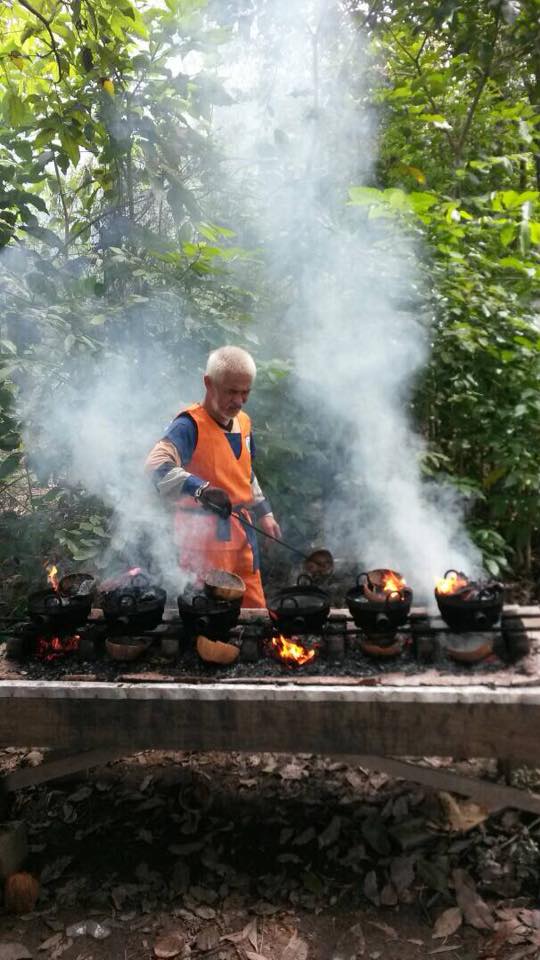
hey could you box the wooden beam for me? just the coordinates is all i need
[0,680,539,764]
[349,755,540,815]
[1,748,125,792]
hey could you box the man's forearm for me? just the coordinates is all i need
[145,440,205,498]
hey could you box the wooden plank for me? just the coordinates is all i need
[2,748,124,791]
[0,680,539,764]
[350,755,540,815]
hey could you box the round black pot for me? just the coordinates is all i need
[435,574,503,632]
[177,590,242,640]
[267,575,331,635]
[346,572,412,633]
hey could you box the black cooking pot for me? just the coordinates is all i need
[267,575,330,635]
[177,590,242,640]
[346,571,412,634]
[28,587,93,627]
[99,572,166,631]
[435,570,503,632]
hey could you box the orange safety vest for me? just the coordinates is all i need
[177,403,253,507]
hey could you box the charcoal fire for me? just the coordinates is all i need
[435,569,503,632]
[268,633,318,666]
[36,632,81,661]
[345,568,412,655]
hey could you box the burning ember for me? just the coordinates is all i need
[37,633,80,661]
[270,634,317,666]
[383,571,406,593]
[435,570,469,595]
[46,564,59,591]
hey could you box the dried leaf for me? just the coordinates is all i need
[40,856,72,884]
[429,947,461,955]
[367,921,397,940]
[363,870,379,906]
[195,925,219,952]
[153,933,186,958]
[221,919,257,945]
[433,908,463,939]
[380,883,398,906]
[38,935,62,952]
[453,869,494,930]
[390,855,415,895]
[319,816,341,849]
[332,922,366,959]
[438,793,488,833]
[0,945,32,960]
[282,931,308,960]
[280,762,305,780]
[245,953,271,960]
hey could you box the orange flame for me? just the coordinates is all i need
[270,634,316,666]
[46,564,59,591]
[435,571,468,595]
[37,633,80,661]
[383,572,405,593]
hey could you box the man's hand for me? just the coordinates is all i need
[257,513,282,540]
[198,485,232,518]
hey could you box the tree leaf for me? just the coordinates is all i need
[433,907,463,939]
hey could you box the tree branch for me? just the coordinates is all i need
[17,0,62,81]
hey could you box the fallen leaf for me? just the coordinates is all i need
[380,883,398,906]
[367,921,397,940]
[40,856,72,884]
[221,919,257,945]
[280,762,305,780]
[195,906,215,920]
[438,793,488,833]
[196,925,219,952]
[154,933,186,958]
[0,946,32,960]
[433,908,463,939]
[453,869,494,930]
[319,816,341,849]
[245,953,271,960]
[363,871,379,906]
[282,931,308,960]
[429,947,462,955]
[390,855,416,895]
[38,935,62,952]
[332,921,366,959]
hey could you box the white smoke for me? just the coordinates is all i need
[214,0,482,597]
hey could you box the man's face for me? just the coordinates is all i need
[204,371,253,423]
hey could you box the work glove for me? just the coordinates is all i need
[197,484,232,518]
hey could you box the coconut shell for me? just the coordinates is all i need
[446,634,494,663]
[4,872,40,914]
[204,569,246,601]
[360,637,402,658]
[196,635,239,665]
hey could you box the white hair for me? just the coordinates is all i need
[205,346,256,381]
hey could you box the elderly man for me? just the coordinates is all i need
[145,346,281,607]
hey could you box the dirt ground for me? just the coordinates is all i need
[1,750,539,960]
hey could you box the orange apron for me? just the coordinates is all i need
[174,404,265,608]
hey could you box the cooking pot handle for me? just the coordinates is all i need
[385,590,402,606]
[356,572,371,589]
[443,568,463,580]
[297,574,313,587]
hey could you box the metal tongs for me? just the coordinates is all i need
[204,501,334,576]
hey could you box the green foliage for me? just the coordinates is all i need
[0,0,539,594]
